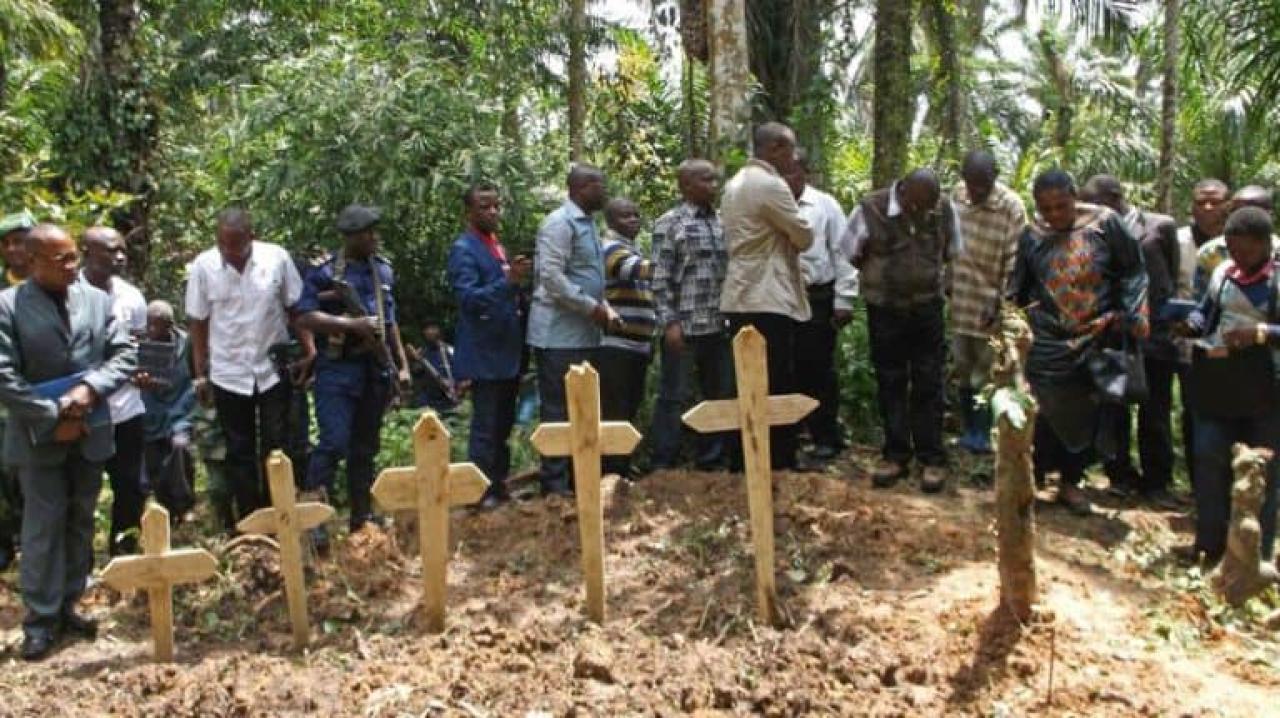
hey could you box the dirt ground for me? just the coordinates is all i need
[1,450,1277,717]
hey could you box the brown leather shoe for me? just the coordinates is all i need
[871,460,906,488]
[920,465,948,494]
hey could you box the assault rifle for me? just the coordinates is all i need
[322,279,407,401]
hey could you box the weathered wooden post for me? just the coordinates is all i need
[529,364,642,624]
[237,451,335,650]
[100,504,218,661]
[1210,444,1279,606]
[682,326,817,625]
[371,411,489,633]
[989,306,1039,621]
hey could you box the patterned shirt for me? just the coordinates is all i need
[950,182,1027,338]
[651,201,727,337]
[601,230,656,355]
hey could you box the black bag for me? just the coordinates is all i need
[1088,331,1148,404]
[1186,269,1280,419]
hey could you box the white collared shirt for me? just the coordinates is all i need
[184,241,303,396]
[796,185,859,309]
[89,273,147,424]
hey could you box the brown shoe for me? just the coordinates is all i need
[920,466,948,494]
[1057,482,1093,516]
[871,460,906,488]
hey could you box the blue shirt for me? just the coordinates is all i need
[297,252,397,363]
[526,200,605,350]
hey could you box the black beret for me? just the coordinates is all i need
[335,204,381,234]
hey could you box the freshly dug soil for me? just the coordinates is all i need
[1,454,1276,716]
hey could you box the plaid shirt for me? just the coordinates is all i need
[651,201,727,337]
[950,182,1026,337]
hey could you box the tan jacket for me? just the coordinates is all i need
[719,159,815,321]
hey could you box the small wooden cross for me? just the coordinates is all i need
[529,363,642,624]
[236,451,335,650]
[100,504,218,662]
[682,326,817,625]
[370,411,489,633]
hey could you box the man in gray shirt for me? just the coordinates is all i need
[526,165,620,496]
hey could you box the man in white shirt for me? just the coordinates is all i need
[185,209,305,520]
[81,226,147,555]
[784,150,856,461]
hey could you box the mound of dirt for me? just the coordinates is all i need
[0,461,1276,716]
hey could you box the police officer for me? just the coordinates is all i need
[296,205,410,540]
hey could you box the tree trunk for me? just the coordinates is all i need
[929,0,964,165]
[568,0,587,162]
[97,0,154,280]
[747,0,829,169]
[680,0,708,63]
[708,0,751,160]
[872,0,913,189]
[1155,0,1179,214]
[0,51,8,111]
[992,307,1038,621]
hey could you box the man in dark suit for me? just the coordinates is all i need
[447,183,530,508]
[0,223,137,660]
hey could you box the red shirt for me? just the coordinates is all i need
[472,227,508,265]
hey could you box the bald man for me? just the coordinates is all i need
[526,164,620,496]
[81,226,149,554]
[0,224,136,660]
[845,168,963,492]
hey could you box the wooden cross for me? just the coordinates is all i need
[236,450,335,650]
[370,411,489,633]
[682,326,817,625]
[529,363,641,624]
[100,504,218,661]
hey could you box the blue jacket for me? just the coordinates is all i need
[447,230,524,381]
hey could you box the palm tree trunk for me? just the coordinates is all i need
[568,0,587,162]
[1155,0,1179,214]
[708,0,751,158]
[929,0,964,164]
[97,0,154,279]
[872,0,913,188]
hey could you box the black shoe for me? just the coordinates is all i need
[61,610,98,639]
[478,485,510,510]
[20,626,58,662]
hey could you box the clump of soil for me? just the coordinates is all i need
[0,460,1276,716]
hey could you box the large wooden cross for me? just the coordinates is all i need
[682,326,817,625]
[100,504,218,661]
[370,411,489,633]
[236,451,335,650]
[529,363,641,624]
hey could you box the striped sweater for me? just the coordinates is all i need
[602,230,657,355]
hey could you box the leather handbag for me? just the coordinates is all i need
[1088,331,1149,405]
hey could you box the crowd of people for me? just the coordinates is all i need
[0,119,1276,661]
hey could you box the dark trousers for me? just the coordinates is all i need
[649,331,734,470]
[106,416,146,556]
[597,347,650,477]
[284,381,312,488]
[19,454,102,624]
[305,363,390,521]
[145,438,196,519]
[214,381,289,521]
[468,378,520,493]
[0,453,19,550]
[726,312,800,470]
[536,347,596,491]
[866,300,948,466]
[1192,410,1280,561]
[796,283,843,450]
[1108,359,1196,493]
[1134,357,1194,493]
[1033,414,1094,486]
